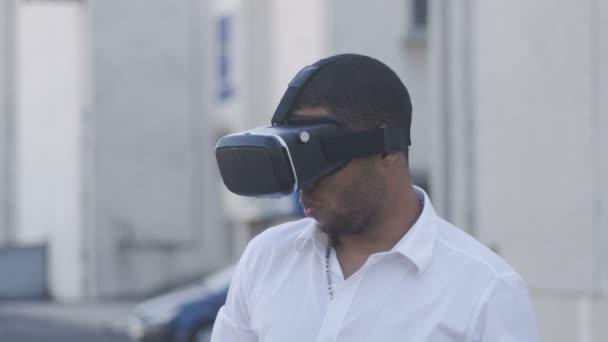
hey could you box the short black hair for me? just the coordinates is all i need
[291,54,413,138]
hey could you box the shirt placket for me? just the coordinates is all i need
[314,248,364,342]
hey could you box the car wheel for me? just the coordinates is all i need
[191,325,213,342]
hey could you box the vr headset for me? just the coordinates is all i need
[215,56,411,198]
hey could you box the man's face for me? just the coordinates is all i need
[295,108,388,236]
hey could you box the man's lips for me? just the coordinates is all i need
[300,200,319,216]
[303,206,316,216]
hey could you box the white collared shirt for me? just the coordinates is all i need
[211,188,540,342]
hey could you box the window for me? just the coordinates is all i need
[406,0,428,47]
[412,0,428,32]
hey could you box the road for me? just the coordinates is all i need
[0,314,131,342]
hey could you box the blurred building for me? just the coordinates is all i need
[0,0,232,301]
[1,0,16,244]
[0,0,431,302]
[430,1,608,341]
[4,1,604,341]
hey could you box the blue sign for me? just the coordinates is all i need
[218,16,235,101]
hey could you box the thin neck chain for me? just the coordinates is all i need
[324,199,424,301]
[325,237,334,300]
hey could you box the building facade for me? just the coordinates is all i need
[1,0,232,301]
[430,1,608,340]
[0,0,16,246]
[2,0,431,301]
[4,1,606,340]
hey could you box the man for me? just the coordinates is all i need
[211,54,540,341]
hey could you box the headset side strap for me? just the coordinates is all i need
[321,128,409,163]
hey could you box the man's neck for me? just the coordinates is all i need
[333,186,422,279]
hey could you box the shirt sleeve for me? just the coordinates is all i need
[470,272,541,342]
[210,243,259,342]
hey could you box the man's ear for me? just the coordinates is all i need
[378,124,404,166]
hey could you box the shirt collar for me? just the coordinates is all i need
[294,186,439,274]
[390,186,438,273]
[294,219,329,259]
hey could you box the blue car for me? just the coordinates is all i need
[127,264,235,342]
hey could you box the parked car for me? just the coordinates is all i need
[127,264,235,342]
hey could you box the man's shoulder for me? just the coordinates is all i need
[247,217,314,251]
[237,218,314,275]
[434,218,519,278]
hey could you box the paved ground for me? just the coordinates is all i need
[0,301,136,342]
[0,315,130,342]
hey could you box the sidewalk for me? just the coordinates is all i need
[0,300,137,334]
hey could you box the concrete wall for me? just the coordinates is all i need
[14,1,86,301]
[594,1,608,340]
[428,0,477,228]
[0,0,16,245]
[431,0,607,340]
[7,0,232,300]
[89,0,228,298]
[270,0,328,112]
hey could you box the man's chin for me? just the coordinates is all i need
[315,219,335,234]
[317,221,361,237]
[317,223,332,234]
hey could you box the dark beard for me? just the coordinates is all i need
[318,205,378,237]
[318,165,385,238]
